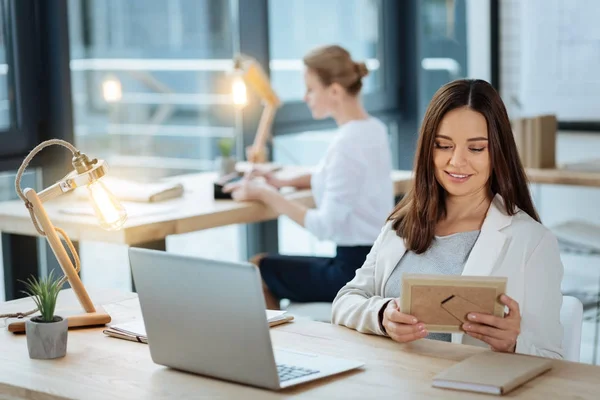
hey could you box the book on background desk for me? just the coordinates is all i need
[103,311,294,344]
[74,177,184,203]
[432,352,552,396]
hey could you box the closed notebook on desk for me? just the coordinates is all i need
[432,352,552,395]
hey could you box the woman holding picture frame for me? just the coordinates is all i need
[332,79,564,360]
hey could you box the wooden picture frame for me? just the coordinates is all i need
[400,274,507,333]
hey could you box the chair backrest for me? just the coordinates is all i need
[560,296,583,362]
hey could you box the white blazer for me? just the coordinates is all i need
[331,195,564,359]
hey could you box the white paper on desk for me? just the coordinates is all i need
[266,310,289,323]
[110,311,288,337]
[110,319,147,337]
[73,177,184,203]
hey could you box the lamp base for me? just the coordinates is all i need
[8,306,111,333]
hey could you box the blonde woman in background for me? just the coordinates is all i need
[225,45,394,309]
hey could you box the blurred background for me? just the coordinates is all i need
[1,0,600,364]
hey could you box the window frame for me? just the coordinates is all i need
[1,0,76,300]
[0,0,41,167]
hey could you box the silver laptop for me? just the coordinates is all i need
[128,248,364,390]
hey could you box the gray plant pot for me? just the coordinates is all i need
[216,156,236,177]
[25,316,68,359]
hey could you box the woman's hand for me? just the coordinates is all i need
[223,179,277,202]
[462,294,521,353]
[244,171,286,189]
[382,299,428,343]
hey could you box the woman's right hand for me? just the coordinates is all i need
[382,299,428,343]
[245,170,286,189]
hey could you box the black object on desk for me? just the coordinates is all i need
[213,172,243,199]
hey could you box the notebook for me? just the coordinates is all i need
[74,177,184,203]
[103,310,294,344]
[432,352,553,395]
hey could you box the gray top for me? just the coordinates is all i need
[383,230,480,342]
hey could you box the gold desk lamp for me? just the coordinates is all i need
[4,139,127,333]
[232,54,282,164]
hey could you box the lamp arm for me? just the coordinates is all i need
[248,104,277,163]
[0,139,87,320]
[37,182,66,203]
[15,139,78,236]
[25,188,92,312]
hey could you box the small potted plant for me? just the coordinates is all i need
[216,137,236,177]
[21,270,68,359]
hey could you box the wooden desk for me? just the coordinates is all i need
[0,288,598,400]
[0,169,412,246]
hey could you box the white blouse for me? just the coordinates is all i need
[304,117,394,246]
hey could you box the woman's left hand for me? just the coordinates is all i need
[223,179,276,202]
[462,294,521,353]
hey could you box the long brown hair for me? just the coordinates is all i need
[388,79,539,254]
[303,45,369,96]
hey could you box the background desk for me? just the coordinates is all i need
[0,169,412,299]
[0,288,598,400]
[527,167,600,187]
[0,169,412,246]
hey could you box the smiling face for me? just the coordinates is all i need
[433,106,491,198]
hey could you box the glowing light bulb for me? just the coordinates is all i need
[232,76,247,106]
[87,179,127,231]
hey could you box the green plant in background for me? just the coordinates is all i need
[217,137,235,158]
[21,270,62,322]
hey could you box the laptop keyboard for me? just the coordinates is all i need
[277,364,320,382]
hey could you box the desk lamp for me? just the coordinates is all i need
[3,139,127,333]
[232,54,282,164]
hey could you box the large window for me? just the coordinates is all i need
[0,1,11,131]
[0,169,38,302]
[68,0,239,180]
[0,0,40,160]
[268,0,382,102]
[66,0,244,284]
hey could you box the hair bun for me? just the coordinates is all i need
[355,62,369,78]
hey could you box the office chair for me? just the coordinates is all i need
[560,295,584,362]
